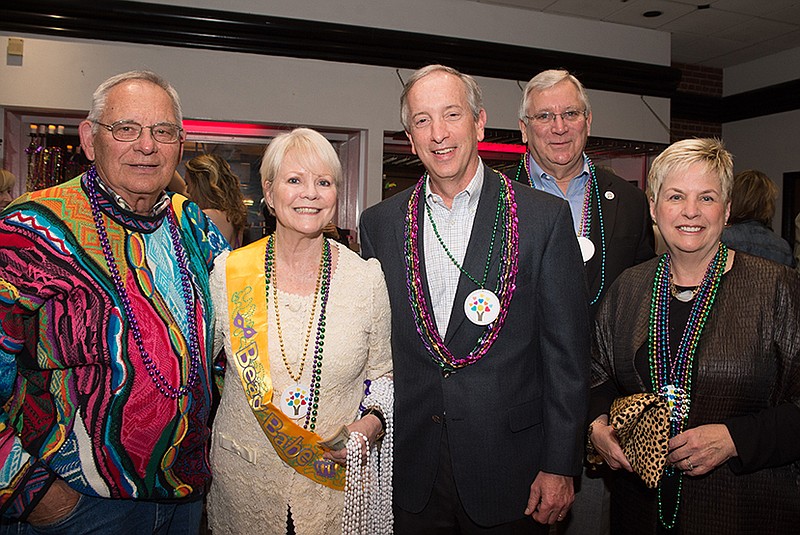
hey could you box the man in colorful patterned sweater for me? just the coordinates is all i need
[0,71,227,533]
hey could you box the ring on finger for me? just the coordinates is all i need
[685,459,694,472]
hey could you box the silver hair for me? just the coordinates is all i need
[86,70,183,133]
[519,69,591,122]
[400,64,483,131]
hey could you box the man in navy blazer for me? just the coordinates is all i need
[359,64,590,533]
[514,70,655,535]
[513,70,654,318]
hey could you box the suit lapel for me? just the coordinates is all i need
[443,165,502,346]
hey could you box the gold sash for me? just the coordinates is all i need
[225,238,345,490]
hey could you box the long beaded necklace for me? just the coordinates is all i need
[271,233,324,384]
[264,234,332,432]
[404,171,519,371]
[424,175,502,292]
[516,154,607,305]
[87,166,200,399]
[648,243,727,529]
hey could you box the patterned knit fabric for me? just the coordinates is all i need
[0,172,228,519]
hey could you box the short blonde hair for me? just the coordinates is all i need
[0,169,16,192]
[647,138,733,205]
[259,128,341,211]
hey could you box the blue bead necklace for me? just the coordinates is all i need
[516,153,607,305]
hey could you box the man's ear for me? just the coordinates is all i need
[79,120,96,161]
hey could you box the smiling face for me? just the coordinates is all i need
[265,149,338,239]
[651,162,730,262]
[405,71,486,194]
[79,80,183,214]
[519,79,591,181]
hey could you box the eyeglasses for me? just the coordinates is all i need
[94,120,185,144]
[525,110,587,125]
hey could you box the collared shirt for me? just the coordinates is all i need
[95,176,172,215]
[527,153,590,234]
[423,161,484,336]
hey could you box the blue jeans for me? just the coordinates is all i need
[0,494,203,535]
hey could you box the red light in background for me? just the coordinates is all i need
[478,141,525,154]
[183,119,272,137]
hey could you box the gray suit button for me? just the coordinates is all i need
[432,415,442,424]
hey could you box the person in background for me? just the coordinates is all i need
[360,64,590,533]
[589,138,800,534]
[0,170,16,210]
[167,169,188,196]
[185,153,248,248]
[0,70,227,534]
[722,169,794,267]
[514,69,655,535]
[207,128,393,535]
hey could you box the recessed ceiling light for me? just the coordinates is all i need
[643,10,663,18]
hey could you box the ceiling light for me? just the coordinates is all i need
[643,10,662,18]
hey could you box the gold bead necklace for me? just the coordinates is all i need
[272,237,325,383]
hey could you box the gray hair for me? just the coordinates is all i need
[519,69,591,122]
[400,64,483,131]
[86,70,183,133]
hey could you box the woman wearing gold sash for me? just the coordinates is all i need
[207,128,393,534]
[587,138,800,534]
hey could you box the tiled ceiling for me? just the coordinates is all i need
[470,0,800,68]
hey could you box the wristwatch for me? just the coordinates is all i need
[361,407,386,441]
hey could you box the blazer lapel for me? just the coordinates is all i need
[443,165,502,347]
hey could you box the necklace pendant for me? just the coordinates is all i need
[659,384,688,423]
[464,289,500,326]
[280,382,310,419]
[672,286,697,302]
[577,236,595,262]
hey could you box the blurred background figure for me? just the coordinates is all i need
[167,170,188,196]
[0,169,17,210]
[185,154,248,248]
[722,169,794,267]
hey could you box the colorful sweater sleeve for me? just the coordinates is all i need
[0,224,59,520]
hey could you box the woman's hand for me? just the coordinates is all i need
[322,414,383,466]
[667,423,737,476]
[590,417,633,472]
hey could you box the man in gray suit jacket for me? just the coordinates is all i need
[359,64,590,533]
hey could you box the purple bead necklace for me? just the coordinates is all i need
[648,242,727,529]
[404,170,519,371]
[518,154,607,305]
[87,166,201,399]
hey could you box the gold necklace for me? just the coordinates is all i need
[272,238,325,383]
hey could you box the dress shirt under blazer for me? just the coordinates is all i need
[514,160,654,317]
[359,164,591,527]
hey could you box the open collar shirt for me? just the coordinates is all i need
[528,152,590,234]
[423,160,484,336]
